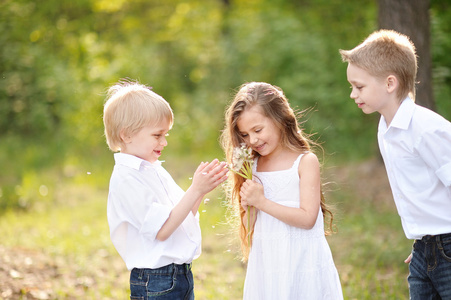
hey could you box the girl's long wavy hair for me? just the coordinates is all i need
[220,82,335,261]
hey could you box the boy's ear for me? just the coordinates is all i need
[386,75,398,93]
[120,129,131,144]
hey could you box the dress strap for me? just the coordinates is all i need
[292,153,306,169]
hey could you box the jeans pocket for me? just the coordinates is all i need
[146,268,177,297]
[439,237,451,262]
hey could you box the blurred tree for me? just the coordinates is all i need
[378,0,435,110]
[430,0,451,119]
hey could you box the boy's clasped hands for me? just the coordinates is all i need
[192,159,229,196]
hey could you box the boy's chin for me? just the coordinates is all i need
[361,108,376,115]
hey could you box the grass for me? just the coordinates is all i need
[325,159,412,299]
[0,158,412,299]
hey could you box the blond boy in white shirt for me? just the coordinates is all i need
[340,30,451,299]
[103,80,228,299]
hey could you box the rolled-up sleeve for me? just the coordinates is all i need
[436,162,451,187]
[113,176,171,241]
[419,127,451,187]
[140,202,171,240]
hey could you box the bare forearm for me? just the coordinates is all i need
[258,198,319,229]
[191,195,204,215]
[156,187,203,241]
[155,159,227,241]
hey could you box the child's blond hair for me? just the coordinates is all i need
[340,29,417,101]
[103,80,173,152]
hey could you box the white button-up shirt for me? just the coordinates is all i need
[378,97,451,240]
[107,153,201,270]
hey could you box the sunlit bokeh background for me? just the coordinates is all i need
[1,0,450,298]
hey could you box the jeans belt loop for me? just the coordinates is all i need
[436,234,443,251]
[137,268,144,279]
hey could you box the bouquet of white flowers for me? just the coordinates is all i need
[230,143,253,180]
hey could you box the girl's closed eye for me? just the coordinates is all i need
[350,84,363,90]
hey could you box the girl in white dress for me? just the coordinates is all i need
[221,82,343,299]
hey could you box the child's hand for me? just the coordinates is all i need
[240,179,265,209]
[192,159,228,196]
[404,253,412,264]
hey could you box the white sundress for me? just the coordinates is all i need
[243,154,343,300]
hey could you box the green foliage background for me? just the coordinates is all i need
[1,0,450,208]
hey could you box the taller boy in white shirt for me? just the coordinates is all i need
[103,80,228,299]
[340,29,451,299]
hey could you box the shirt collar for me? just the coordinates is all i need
[380,96,416,131]
[114,153,162,170]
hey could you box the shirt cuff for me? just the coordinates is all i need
[436,161,451,187]
[139,203,171,241]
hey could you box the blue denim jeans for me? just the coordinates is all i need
[408,233,451,300]
[130,263,194,300]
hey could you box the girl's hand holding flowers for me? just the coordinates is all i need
[240,179,265,210]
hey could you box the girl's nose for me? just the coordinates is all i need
[350,88,357,99]
[250,135,258,145]
[160,136,168,146]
